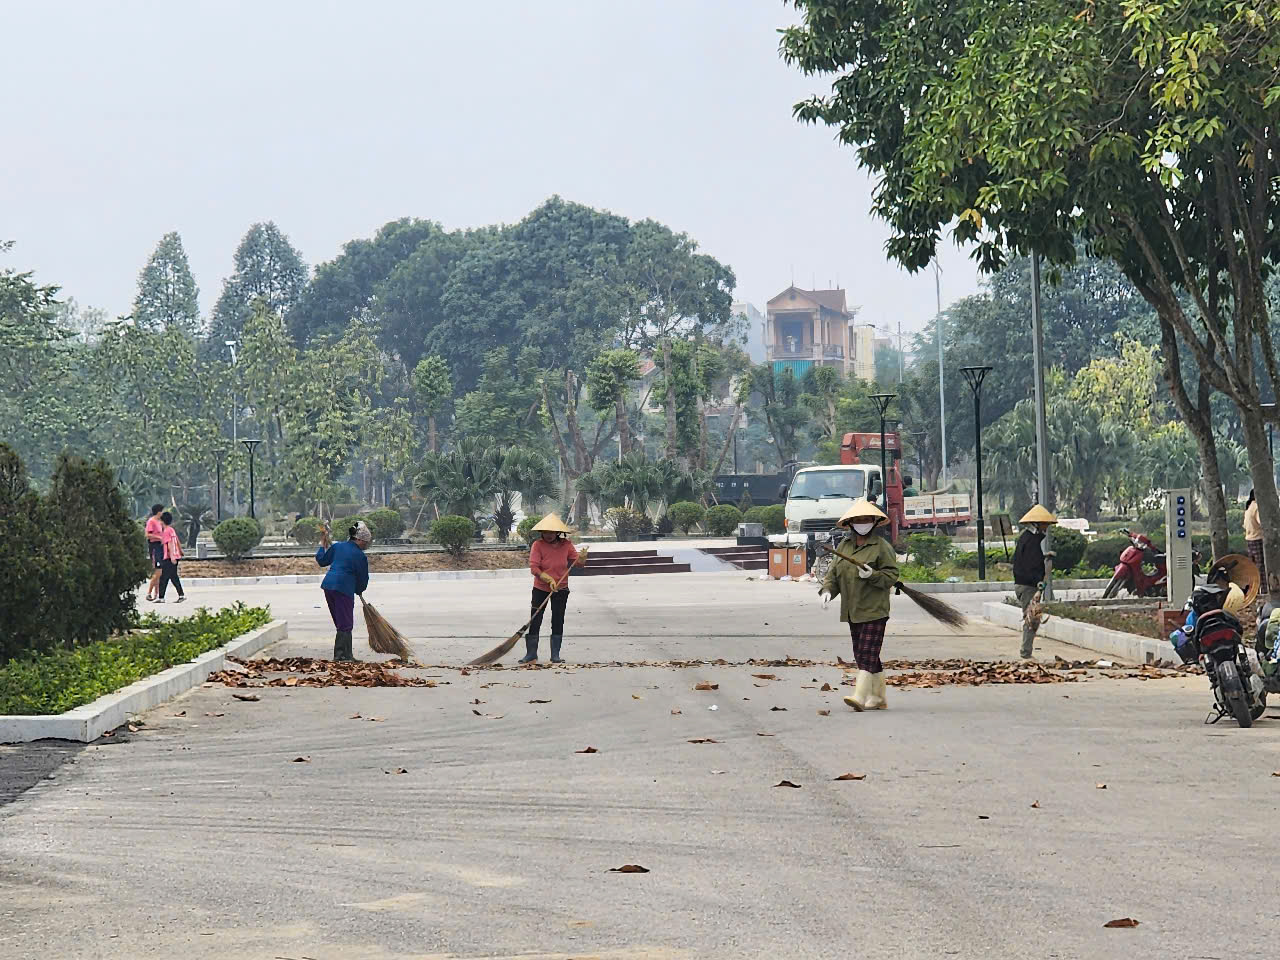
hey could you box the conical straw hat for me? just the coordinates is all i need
[1019,505,1058,525]
[531,512,572,534]
[837,498,889,529]
[1209,553,1260,606]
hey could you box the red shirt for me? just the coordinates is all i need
[529,537,578,590]
[145,515,164,543]
[162,525,183,562]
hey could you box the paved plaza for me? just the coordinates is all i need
[3,571,1277,959]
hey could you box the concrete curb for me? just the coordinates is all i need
[983,601,1168,664]
[905,578,1109,595]
[0,619,288,745]
[180,568,534,588]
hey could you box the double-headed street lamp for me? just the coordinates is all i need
[241,439,262,520]
[870,393,897,510]
[960,366,993,579]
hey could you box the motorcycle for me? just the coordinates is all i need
[1171,583,1266,727]
[809,528,848,581]
[1103,528,1167,598]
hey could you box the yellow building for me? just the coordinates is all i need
[765,286,874,382]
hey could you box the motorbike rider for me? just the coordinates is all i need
[1013,505,1057,659]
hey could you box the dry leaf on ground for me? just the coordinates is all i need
[231,693,260,702]
[1030,801,1041,809]
[528,699,552,704]
[172,711,186,717]
[204,712,224,718]
[774,779,802,788]
[349,713,362,719]
[820,683,833,692]
[1096,783,1108,789]
[687,738,719,744]
[834,773,866,781]
[694,682,719,691]
[752,674,779,680]
[609,864,649,873]
[1103,918,1139,928]
[670,708,682,715]
[576,746,599,754]
[291,756,311,763]
[757,732,774,737]
[770,706,788,712]
[817,709,831,716]
[385,767,408,775]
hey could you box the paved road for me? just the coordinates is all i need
[2,572,1275,959]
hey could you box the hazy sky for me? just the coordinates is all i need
[2,0,981,340]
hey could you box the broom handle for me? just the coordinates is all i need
[817,542,880,577]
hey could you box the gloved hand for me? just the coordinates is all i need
[820,590,832,609]
[540,572,558,589]
[857,564,874,579]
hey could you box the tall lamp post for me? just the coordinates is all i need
[241,439,262,520]
[960,366,993,579]
[870,393,897,510]
[908,430,926,489]
[215,453,223,522]
[225,340,239,511]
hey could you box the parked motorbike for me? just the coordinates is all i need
[1103,528,1167,598]
[809,528,848,580]
[1171,583,1266,727]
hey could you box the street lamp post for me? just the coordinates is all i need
[870,393,897,511]
[961,366,993,579]
[241,439,262,520]
[215,454,223,522]
[1030,252,1053,600]
[934,259,948,487]
[908,430,926,489]
[225,340,239,512]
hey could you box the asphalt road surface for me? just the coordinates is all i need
[2,572,1276,960]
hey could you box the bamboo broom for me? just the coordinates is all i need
[469,545,589,665]
[359,595,415,661]
[817,543,968,630]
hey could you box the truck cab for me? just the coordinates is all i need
[784,464,881,535]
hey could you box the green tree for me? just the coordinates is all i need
[747,364,807,467]
[586,348,641,455]
[416,436,501,521]
[781,0,1280,581]
[493,446,556,541]
[453,347,542,448]
[411,354,452,454]
[133,231,200,333]
[208,221,307,349]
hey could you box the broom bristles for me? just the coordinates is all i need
[361,600,414,661]
[468,589,556,665]
[817,543,968,630]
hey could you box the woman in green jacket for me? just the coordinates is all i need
[819,498,900,712]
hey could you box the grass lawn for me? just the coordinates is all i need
[0,603,272,715]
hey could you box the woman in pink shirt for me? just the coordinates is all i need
[144,503,165,601]
[156,511,186,603]
[520,513,587,664]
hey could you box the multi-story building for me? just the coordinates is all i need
[731,300,767,363]
[765,285,874,381]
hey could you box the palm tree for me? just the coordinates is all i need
[493,447,556,541]
[603,452,664,514]
[416,436,500,522]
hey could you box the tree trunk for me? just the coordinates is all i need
[1240,409,1280,603]
[615,394,629,456]
[698,399,709,469]
[428,415,437,454]
[663,338,677,460]
[711,403,743,476]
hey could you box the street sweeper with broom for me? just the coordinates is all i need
[519,513,587,664]
[819,499,900,712]
[316,519,372,662]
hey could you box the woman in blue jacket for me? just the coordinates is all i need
[316,520,372,661]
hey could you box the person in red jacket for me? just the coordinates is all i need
[520,513,588,664]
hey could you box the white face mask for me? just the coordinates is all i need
[852,521,875,535]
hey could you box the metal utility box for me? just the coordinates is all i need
[768,547,789,579]
[1165,488,1193,607]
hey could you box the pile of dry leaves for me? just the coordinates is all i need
[207,656,441,690]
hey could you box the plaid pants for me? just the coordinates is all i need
[1248,538,1267,589]
[848,618,888,672]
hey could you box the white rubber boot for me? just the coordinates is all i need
[866,672,887,710]
[843,670,873,712]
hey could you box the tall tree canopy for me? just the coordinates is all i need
[132,231,199,333]
[208,221,308,348]
[782,0,1280,570]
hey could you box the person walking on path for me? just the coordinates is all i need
[520,513,587,664]
[155,511,186,603]
[1013,505,1057,659]
[1245,490,1266,587]
[144,503,165,602]
[316,519,371,662]
[819,499,900,712]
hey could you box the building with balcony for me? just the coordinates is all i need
[765,286,874,381]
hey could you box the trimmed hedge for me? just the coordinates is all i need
[430,515,475,559]
[517,515,539,545]
[290,516,325,545]
[213,516,264,560]
[706,504,744,536]
[744,504,786,535]
[1051,527,1087,571]
[669,501,706,534]
[364,507,405,540]
[0,603,271,715]
[905,533,954,568]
